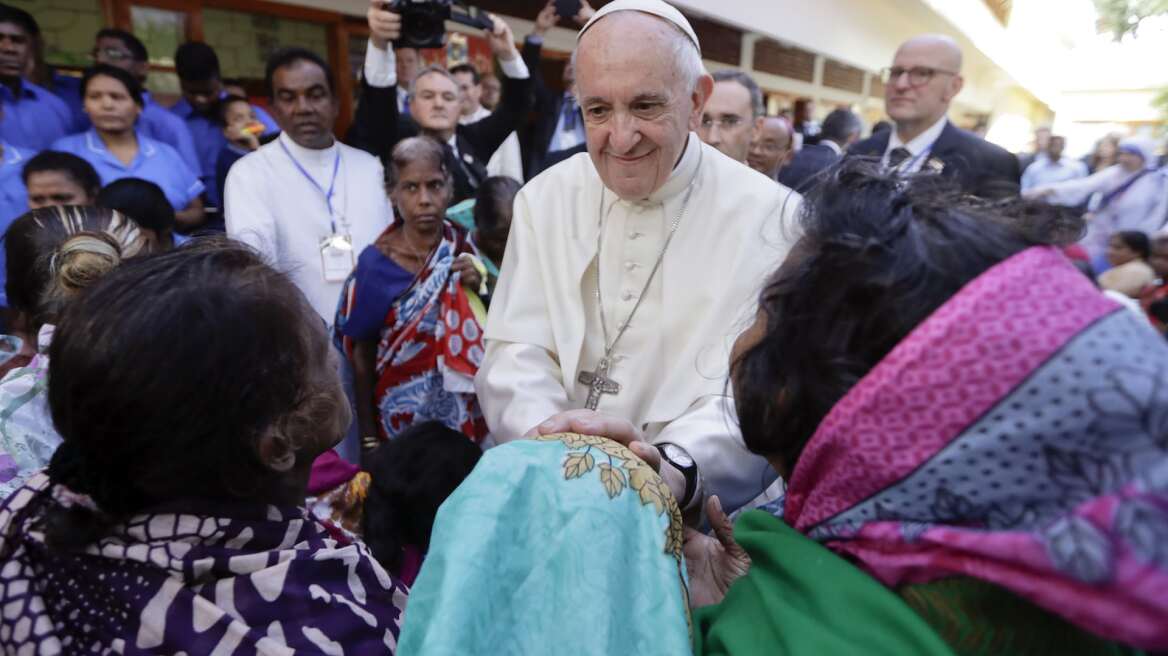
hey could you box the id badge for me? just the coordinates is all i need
[320,234,355,282]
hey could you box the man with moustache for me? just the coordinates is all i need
[747,115,794,180]
[849,34,1019,197]
[224,48,390,325]
[476,0,801,516]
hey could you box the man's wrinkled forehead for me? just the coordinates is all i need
[575,13,685,93]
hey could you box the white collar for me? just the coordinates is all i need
[889,115,948,155]
[460,105,490,125]
[821,140,842,155]
[278,131,338,165]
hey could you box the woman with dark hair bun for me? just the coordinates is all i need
[1098,230,1154,298]
[0,242,406,653]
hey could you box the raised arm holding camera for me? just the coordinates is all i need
[350,0,534,203]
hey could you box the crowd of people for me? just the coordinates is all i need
[0,0,1163,653]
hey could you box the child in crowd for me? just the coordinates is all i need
[96,177,179,250]
[471,175,520,298]
[213,95,267,230]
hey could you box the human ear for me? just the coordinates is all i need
[257,430,297,473]
[689,74,714,132]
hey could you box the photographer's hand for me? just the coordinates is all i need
[486,14,519,62]
[367,0,402,50]
[533,2,557,37]
[575,0,596,26]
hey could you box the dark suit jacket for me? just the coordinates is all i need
[347,66,533,203]
[777,142,842,193]
[517,37,585,178]
[848,120,1021,198]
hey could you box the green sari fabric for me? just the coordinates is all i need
[900,578,1146,656]
[694,511,956,656]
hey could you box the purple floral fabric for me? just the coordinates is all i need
[0,474,407,654]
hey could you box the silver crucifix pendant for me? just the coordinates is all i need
[577,357,622,410]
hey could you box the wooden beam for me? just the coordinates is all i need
[328,21,354,137]
[202,0,340,23]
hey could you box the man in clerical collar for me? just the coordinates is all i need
[223,48,390,325]
[476,0,801,521]
[848,34,1020,198]
[0,5,72,151]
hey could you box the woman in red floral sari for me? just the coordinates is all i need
[335,137,488,460]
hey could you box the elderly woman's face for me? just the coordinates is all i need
[390,158,451,232]
[575,13,709,201]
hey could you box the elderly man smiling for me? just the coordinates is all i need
[476,0,801,516]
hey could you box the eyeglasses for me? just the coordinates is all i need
[700,115,745,131]
[879,66,958,87]
[91,47,133,62]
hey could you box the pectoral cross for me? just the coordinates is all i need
[577,357,622,410]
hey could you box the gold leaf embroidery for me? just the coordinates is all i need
[563,451,595,479]
[598,463,626,498]
[560,433,605,449]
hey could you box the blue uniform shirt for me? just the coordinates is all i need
[169,96,277,208]
[51,129,204,211]
[0,79,73,151]
[48,71,86,132]
[0,142,33,307]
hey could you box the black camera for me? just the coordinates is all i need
[388,0,493,50]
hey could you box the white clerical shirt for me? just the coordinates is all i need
[224,132,391,323]
[461,105,524,183]
[477,134,802,511]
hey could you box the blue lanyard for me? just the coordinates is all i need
[279,139,343,233]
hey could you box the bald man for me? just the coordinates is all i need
[747,116,793,180]
[849,34,1019,198]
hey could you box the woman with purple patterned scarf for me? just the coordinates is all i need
[0,242,407,654]
[711,160,1168,654]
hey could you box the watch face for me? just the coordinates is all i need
[662,444,694,469]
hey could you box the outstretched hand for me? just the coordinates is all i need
[487,14,519,62]
[533,2,557,35]
[367,0,402,50]
[684,495,751,608]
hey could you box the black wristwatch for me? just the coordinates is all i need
[657,443,698,509]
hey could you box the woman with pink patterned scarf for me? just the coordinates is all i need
[706,160,1168,655]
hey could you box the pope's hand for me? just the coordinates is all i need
[526,409,687,503]
[684,495,751,608]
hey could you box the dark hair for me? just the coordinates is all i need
[4,206,143,330]
[264,47,334,99]
[474,176,520,236]
[217,94,251,123]
[712,69,764,118]
[1112,230,1151,260]
[96,178,176,239]
[43,241,334,551]
[174,41,220,82]
[81,64,144,106]
[871,120,892,137]
[448,63,481,85]
[96,27,148,62]
[819,108,862,144]
[385,136,451,193]
[361,421,481,573]
[733,159,1083,471]
[21,151,101,196]
[0,4,38,37]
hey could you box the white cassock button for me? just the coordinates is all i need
[624,261,638,271]
[621,290,636,302]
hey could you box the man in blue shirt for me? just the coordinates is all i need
[87,29,201,177]
[170,42,277,209]
[0,6,72,151]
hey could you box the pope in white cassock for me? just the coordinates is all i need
[475,0,801,515]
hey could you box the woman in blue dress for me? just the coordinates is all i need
[50,65,205,231]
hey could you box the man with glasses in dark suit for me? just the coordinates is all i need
[849,34,1019,198]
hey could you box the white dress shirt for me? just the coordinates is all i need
[883,115,949,173]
